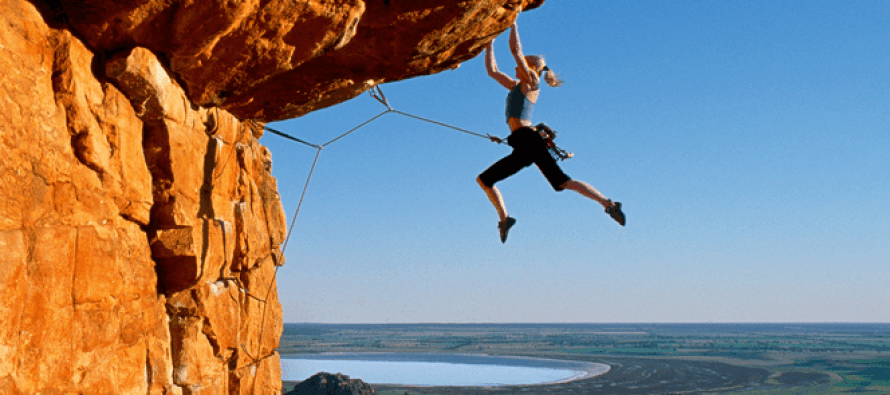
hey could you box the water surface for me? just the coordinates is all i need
[281,353,609,387]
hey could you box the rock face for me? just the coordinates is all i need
[1,2,285,393]
[287,373,377,395]
[0,0,543,393]
[37,0,544,121]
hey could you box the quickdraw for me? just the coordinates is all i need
[535,122,574,161]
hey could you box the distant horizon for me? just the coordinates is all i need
[284,322,890,325]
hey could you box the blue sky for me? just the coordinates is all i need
[263,1,889,323]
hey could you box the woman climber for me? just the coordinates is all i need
[476,21,626,243]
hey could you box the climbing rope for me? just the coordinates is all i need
[263,126,321,149]
[265,83,503,290]
[280,147,321,253]
[368,87,502,143]
[262,85,505,149]
[249,146,320,387]
[248,85,501,375]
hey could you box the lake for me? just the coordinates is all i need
[280,353,610,387]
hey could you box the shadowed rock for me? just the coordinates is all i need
[35,0,546,121]
[287,373,377,395]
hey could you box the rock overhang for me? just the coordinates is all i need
[40,0,546,122]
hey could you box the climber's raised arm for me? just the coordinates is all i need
[485,39,517,90]
[508,22,539,88]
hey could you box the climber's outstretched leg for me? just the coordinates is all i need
[561,180,626,226]
[477,176,516,243]
[477,176,508,223]
[561,180,609,207]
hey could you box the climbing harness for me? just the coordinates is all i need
[535,122,574,161]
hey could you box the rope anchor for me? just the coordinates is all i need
[370,85,394,112]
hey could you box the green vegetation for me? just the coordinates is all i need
[279,324,890,394]
[561,346,676,355]
[824,358,890,391]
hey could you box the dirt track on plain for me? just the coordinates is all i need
[375,355,771,395]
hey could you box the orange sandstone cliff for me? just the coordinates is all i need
[0,0,543,393]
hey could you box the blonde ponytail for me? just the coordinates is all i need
[542,66,563,87]
[524,55,564,87]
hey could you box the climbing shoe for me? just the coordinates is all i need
[605,201,625,226]
[498,217,516,243]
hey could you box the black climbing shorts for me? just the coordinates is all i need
[478,127,571,191]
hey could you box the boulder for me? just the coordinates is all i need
[287,373,377,395]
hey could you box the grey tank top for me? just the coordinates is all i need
[505,84,534,122]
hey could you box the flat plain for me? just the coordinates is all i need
[278,323,890,394]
